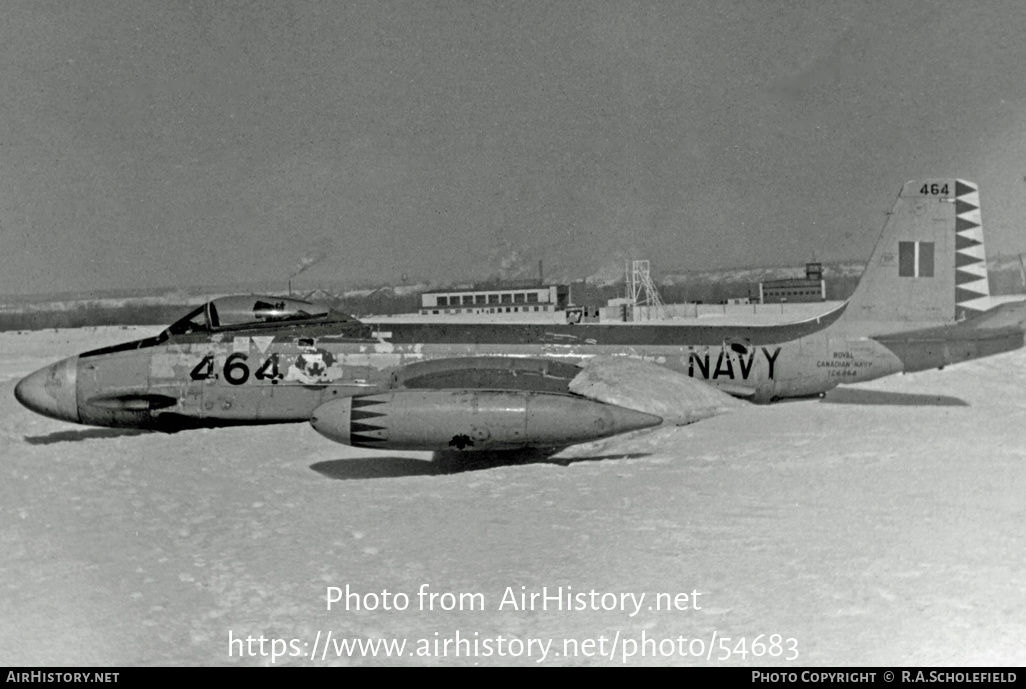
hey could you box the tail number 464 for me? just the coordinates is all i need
[919,183,949,195]
[190,353,283,385]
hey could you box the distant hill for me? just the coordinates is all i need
[2,256,1022,330]
[654,260,866,303]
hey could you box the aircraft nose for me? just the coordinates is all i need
[14,357,80,424]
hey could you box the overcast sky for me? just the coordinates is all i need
[2,0,1026,296]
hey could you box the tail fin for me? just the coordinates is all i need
[844,179,990,327]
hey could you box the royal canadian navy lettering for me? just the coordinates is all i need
[815,351,873,378]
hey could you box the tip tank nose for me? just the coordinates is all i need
[14,357,80,423]
[310,398,352,445]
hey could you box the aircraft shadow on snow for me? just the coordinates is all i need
[24,428,151,445]
[819,388,968,406]
[310,449,652,480]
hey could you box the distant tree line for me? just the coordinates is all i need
[5,262,1021,331]
[333,291,421,317]
[0,303,192,332]
[0,279,865,331]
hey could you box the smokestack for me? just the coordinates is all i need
[538,259,544,285]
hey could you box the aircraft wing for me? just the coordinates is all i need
[567,355,746,425]
[309,355,743,451]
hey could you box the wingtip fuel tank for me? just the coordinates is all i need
[310,390,663,451]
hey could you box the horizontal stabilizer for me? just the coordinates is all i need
[963,298,1026,332]
[568,355,744,426]
[872,297,1026,373]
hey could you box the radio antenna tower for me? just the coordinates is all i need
[626,259,667,320]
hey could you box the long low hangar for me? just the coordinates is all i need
[420,284,569,315]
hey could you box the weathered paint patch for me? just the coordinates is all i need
[149,352,179,379]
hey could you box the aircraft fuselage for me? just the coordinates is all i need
[31,309,913,430]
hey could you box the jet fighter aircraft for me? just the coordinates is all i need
[15,180,1026,451]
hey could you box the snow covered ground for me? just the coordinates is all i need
[2,326,1024,666]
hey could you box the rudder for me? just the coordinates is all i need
[952,180,990,319]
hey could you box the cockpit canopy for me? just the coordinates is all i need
[79,296,359,359]
[167,296,342,336]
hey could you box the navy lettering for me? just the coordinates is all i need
[688,351,710,379]
[762,347,781,380]
[713,352,735,379]
[737,350,756,379]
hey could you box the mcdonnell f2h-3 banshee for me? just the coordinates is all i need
[15,180,1026,451]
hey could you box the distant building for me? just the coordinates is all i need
[565,304,602,324]
[420,285,569,316]
[759,262,826,303]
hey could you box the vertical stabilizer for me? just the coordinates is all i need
[843,179,989,327]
